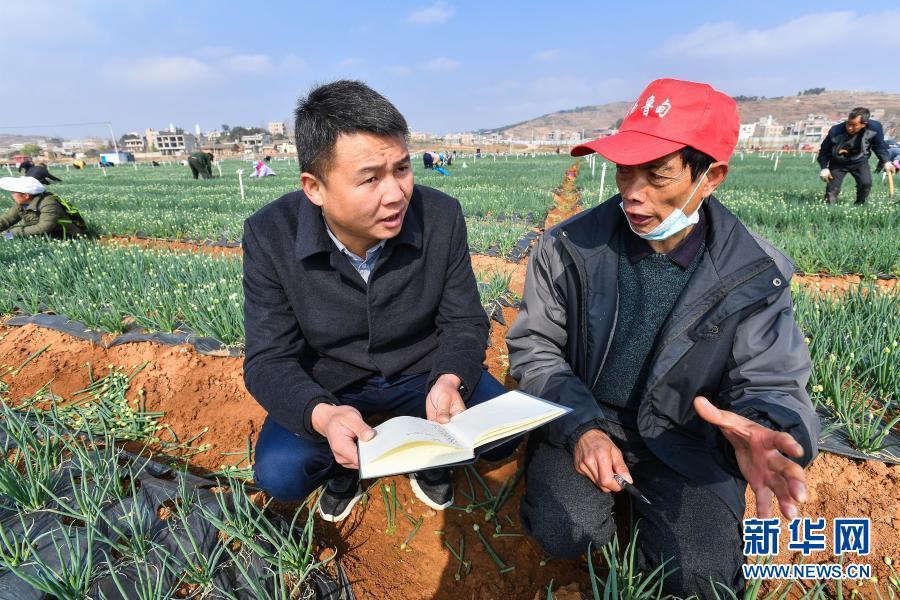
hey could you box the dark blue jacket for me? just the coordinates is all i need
[242,186,488,439]
[817,119,890,168]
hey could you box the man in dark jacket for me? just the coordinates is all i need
[25,162,63,185]
[507,79,819,599]
[187,150,213,179]
[0,176,86,238]
[17,157,34,173]
[244,80,514,523]
[817,107,895,204]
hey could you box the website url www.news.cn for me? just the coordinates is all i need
[743,563,872,580]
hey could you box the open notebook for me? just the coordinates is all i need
[357,390,569,479]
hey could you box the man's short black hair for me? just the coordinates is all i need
[848,107,870,123]
[680,146,716,182]
[294,80,409,179]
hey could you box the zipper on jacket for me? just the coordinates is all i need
[591,291,618,393]
[558,229,620,392]
[557,230,591,377]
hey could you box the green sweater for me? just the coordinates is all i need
[592,235,706,427]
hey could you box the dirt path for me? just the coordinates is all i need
[100,236,243,257]
[544,162,583,229]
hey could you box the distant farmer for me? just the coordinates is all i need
[817,107,895,205]
[72,159,86,170]
[423,151,434,169]
[244,80,516,522]
[187,150,214,179]
[507,78,819,599]
[17,157,34,173]
[249,159,275,177]
[0,176,87,239]
[26,162,62,185]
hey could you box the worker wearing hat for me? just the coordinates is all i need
[507,79,818,598]
[0,176,87,239]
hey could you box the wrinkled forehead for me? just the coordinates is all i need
[619,151,683,170]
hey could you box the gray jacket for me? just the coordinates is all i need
[507,195,819,517]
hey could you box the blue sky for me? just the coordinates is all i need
[3,1,899,140]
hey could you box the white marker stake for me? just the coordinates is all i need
[5,165,12,176]
[237,169,245,201]
[133,162,138,171]
[599,162,607,203]
[591,155,596,179]
[101,166,108,177]
[773,156,779,171]
[216,162,223,177]
[65,165,69,173]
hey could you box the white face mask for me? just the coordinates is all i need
[619,164,711,241]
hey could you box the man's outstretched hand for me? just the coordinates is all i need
[694,396,808,519]
[311,403,376,470]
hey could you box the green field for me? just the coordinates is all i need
[578,152,900,275]
[39,155,568,255]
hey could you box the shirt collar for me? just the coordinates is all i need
[323,218,385,262]
[622,203,708,269]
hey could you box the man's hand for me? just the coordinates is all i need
[694,396,807,519]
[573,429,632,493]
[885,162,897,175]
[311,403,375,470]
[819,168,833,182]
[426,373,466,424]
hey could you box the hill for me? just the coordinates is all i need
[488,90,900,140]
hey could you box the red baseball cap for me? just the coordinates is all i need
[571,78,739,165]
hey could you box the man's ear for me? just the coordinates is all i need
[702,162,729,198]
[301,172,325,207]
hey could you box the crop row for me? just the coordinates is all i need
[40,156,563,241]
[577,153,900,275]
[0,368,326,599]
[0,238,518,346]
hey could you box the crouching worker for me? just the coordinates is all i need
[243,80,517,522]
[0,176,87,239]
[506,78,819,599]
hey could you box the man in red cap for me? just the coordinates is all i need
[507,78,818,598]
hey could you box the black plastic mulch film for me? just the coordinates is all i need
[6,313,242,358]
[815,405,900,465]
[0,427,354,600]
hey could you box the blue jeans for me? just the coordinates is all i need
[253,370,518,501]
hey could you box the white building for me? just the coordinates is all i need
[122,137,146,153]
[242,133,271,150]
[155,132,197,155]
[738,123,757,142]
[267,121,285,137]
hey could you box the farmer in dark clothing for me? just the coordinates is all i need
[244,80,516,524]
[187,150,214,179]
[26,163,62,185]
[17,157,34,173]
[817,107,895,204]
[0,176,86,238]
[507,79,818,599]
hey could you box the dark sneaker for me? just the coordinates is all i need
[409,468,454,510]
[318,474,363,523]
